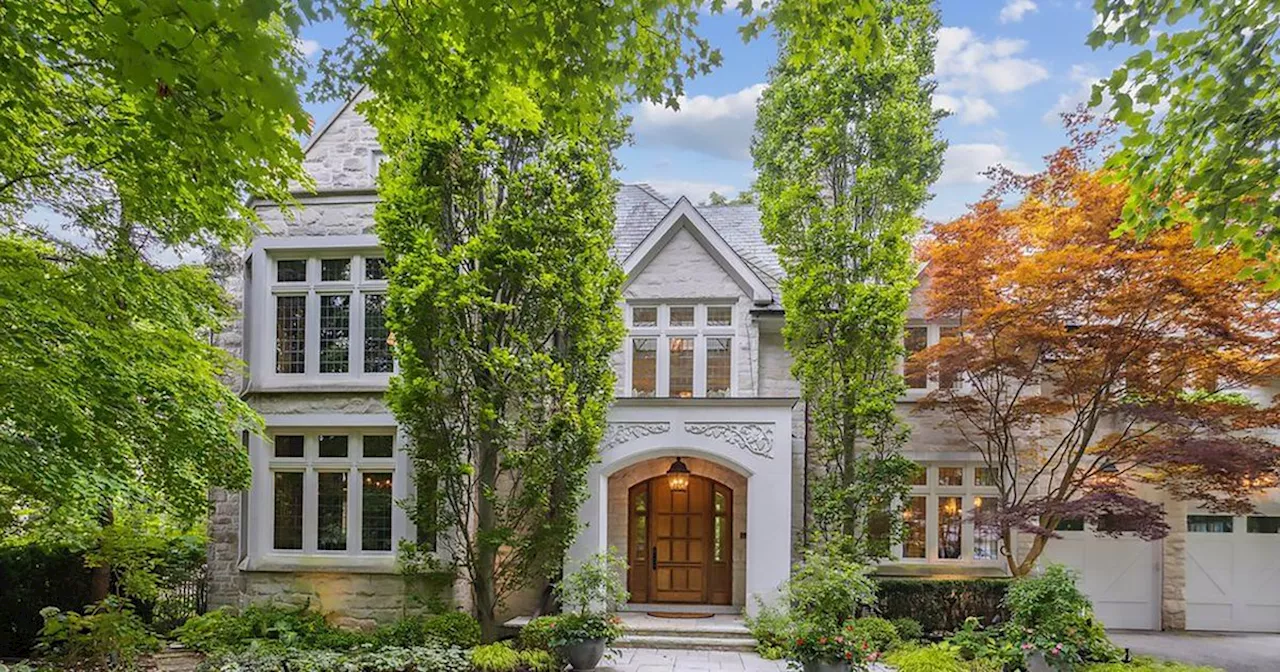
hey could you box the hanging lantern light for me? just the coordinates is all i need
[666,457,690,492]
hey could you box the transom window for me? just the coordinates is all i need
[270,253,392,378]
[899,464,1000,564]
[268,431,398,554]
[626,303,735,398]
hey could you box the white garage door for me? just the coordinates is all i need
[1186,514,1280,633]
[1041,530,1161,630]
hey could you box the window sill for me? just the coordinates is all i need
[241,553,400,574]
[250,376,391,394]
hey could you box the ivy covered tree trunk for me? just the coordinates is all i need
[753,0,945,560]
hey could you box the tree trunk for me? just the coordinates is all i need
[1010,533,1049,577]
[89,503,114,602]
[474,428,501,642]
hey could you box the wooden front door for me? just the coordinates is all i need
[627,474,733,605]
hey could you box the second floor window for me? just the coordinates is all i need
[272,253,392,377]
[627,303,735,398]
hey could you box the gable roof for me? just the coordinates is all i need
[621,196,775,306]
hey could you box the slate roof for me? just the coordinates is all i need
[613,184,783,305]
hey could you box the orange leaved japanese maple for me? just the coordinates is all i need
[915,118,1280,577]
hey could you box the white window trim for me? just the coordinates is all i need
[251,242,394,391]
[245,419,427,573]
[623,302,738,398]
[901,322,964,401]
[896,463,1003,566]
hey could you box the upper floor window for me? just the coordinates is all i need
[627,303,735,398]
[903,323,962,393]
[270,253,392,378]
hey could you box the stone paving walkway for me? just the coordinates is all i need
[600,647,788,671]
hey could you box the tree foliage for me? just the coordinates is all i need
[1089,1,1280,285]
[917,116,1280,576]
[0,0,312,244]
[753,0,945,560]
[379,129,623,641]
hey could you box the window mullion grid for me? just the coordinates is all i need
[693,333,706,397]
[305,286,320,379]
[348,435,362,555]
[351,286,365,376]
[302,435,319,553]
[658,334,670,398]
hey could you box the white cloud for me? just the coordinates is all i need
[999,0,1038,23]
[644,180,741,205]
[936,26,1050,95]
[295,38,321,58]
[632,84,765,161]
[939,144,1028,186]
[932,94,998,125]
[1043,64,1100,124]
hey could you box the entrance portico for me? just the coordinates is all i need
[569,398,797,615]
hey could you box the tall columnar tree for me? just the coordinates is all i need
[1088,1,1280,284]
[321,1,725,639]
[916,116,1280,576]
[0,0,311,564]
[753,0,946,559]
[378,130,624,640]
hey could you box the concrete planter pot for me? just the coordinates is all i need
[561,638,607,671]
[802,661,851,672]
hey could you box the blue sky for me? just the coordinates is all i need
[296,0,1131,223]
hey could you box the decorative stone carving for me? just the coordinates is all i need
[601,422,670,452]
[684,422,775,458]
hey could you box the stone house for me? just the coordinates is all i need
[207,97,1280,633]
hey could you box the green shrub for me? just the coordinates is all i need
[173,603,370,653]
[788,551,877,627]
[885,643,1002,672]
[1003,564,1119,664]
[743,600,793,659]
[374,612,482,649]
[516,649,559,672]
[875,578,1009,634]
[1083,659,1223,672]
[420,612,481,648]
[470,643,520,672]
[516,616,560,652]
[0,544,94,657]
[197,644,472,672]
[846,617,899,653]
[890,617,924,643]
[946,616,1021,668]
[35,598,159,669]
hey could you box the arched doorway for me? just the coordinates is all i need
[627,474,733,605]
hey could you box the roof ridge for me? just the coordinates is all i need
[629,183,672,207]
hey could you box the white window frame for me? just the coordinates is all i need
[254,243,393,390]
[896,463,1003,566]
[902,322,964,400]
[623,302,738,398]
[246,418,425,572]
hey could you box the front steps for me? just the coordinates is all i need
[505,611,759,653]
[614,613,757,652]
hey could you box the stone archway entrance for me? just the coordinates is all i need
[626,474,733,605]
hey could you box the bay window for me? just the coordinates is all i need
[896,463,1001,564]
[267,252,392,382]
[625,303,736,398]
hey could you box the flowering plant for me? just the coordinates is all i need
[542,612,625,648]
[787,620,872,669]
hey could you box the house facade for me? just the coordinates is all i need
[207,98,1280,633]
